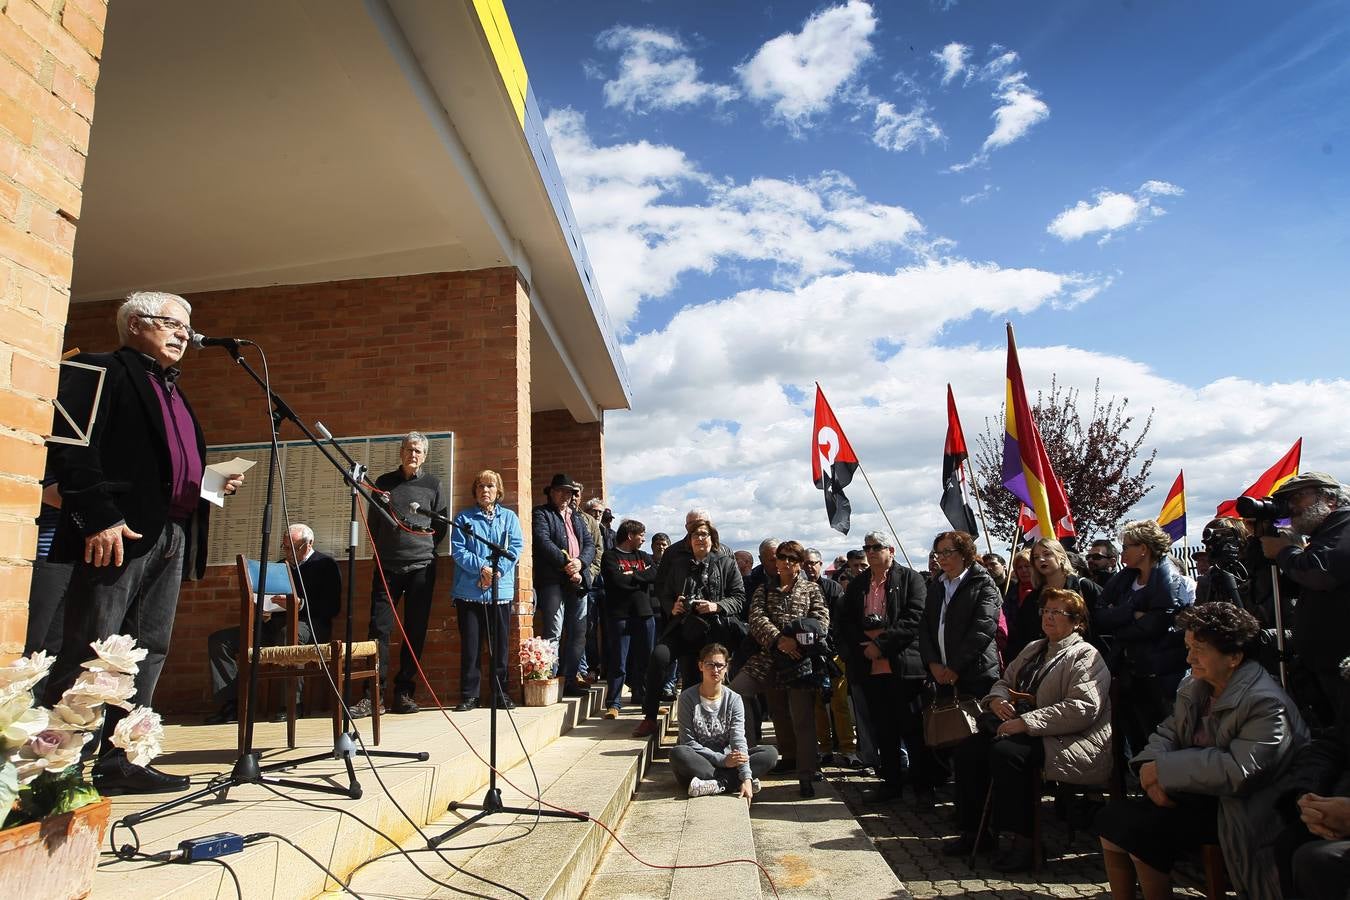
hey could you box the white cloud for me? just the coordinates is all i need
[934,42,971,85]
[545,107,925,327]
[948,49,1050,171]
[597,26,738,113]
[736,0,877,127]
[960,184,997,204]
[1047,180,1186,243]
[872,100,944,152]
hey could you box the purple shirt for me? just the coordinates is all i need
[147,371,202,522]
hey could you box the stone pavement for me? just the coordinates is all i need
[822,758,1211,900]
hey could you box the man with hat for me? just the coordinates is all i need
[532,474,596,694]
[1261,471,1350,725]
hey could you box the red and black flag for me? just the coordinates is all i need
[940,384,979,537]
[812,384,859,534]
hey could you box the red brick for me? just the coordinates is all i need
[0,88,33,144]
[63,0,106,33]
[10,348,55,395]
[0,473,39,516]
[0,301,62,356]
[28,202,75,250]
[5,0,98,84]
[0,13,43,78]
[0,217,72,281]
[0,382,53,433]
[49,64,94,122]
[0,430,45,479]
[0,179,19,222]
[59,4,102,58]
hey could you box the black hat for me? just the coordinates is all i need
[1272,471,1341,498]
[543,473,581,496]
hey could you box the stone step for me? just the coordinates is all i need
[92,693,600,899]
[338,689,651,898]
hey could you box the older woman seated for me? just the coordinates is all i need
[956,588,1111,872]
[1095,603,1308,900]
[669,643,778,801]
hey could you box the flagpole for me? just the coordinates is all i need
[855,461,914,569]
[964,458,1013,595]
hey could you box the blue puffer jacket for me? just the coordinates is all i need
[450,504,524,603]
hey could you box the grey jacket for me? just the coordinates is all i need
[1134,660,1308,900]
[983,633,1113,786]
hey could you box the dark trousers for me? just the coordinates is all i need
[953,731,1045,835]
[603,614,655,710]
[582,586,603,677]
[860,673,934,790]
[25,557,72,657]
[534,580,587,680]
[207,618,314,705]
[368,562,436,700]
[1292,839,1350,900]
[642,637,700,720]
[1118,672,1180,757]
[455,599,510,702]
[668,744,779,790]
[729,669,818,778]
[48,521,185,711]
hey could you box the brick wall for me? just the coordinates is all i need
[61,269,545,713]
[0,0,105,660]
[531,409,605,505]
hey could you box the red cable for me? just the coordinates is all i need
[354,502,781,898]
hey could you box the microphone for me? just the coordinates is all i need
[409,501,450,526]
[190,333,255,350]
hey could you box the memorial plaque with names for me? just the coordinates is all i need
[204,432,454,567]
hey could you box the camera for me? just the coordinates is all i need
[861,613,886,631]
[1235,495,1292,521]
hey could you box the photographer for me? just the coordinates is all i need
[1258,472,1350,727]
[1200,516,1296,684]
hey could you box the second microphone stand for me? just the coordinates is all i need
[426,517,588,847]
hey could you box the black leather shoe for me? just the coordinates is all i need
[942,831,995,857]
[204,702,236,725]
[392,693,419,714]
[992,841,1036,873]
[453,698,480,712]
[496,696,516,710]
[93,752,190,796]
[798,777,816,798]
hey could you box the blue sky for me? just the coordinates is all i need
[511,0,1350,559]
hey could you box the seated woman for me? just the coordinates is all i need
[958,588,1111,872]
[1005,538,1102,664]
[1095,603,1308,900]
[669,642,778,801]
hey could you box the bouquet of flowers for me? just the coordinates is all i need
[0,635,164,829]
[518,637,559,682]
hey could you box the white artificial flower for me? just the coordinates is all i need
[13,728,88,784]
[0,651,54,695]
[110,706,164,768]
[0,697,48,751]
[49,700,103,732]
[82,634,147,675]
[62,670,136,711]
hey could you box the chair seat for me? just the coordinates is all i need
[257,640,378,666]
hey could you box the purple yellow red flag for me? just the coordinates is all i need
[1215,439,1302,518]
[1001,324,1075,539]
[812,384,859,534]
[1159,471,1186,543]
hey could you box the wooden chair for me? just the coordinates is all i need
[234,554,382,753]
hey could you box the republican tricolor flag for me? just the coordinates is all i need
[940,385,979,537]
[1001,324,1074,540]
[1159,471,1187,543]
[1216,439,1301,518]
[812,384,859,534]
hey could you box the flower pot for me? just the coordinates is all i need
[0,797,111,899]
[522,677,560,707]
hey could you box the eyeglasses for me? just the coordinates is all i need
[690,531,712,539]
[775,552,802,563]
[862,544,886,552]
[702,661,727,671]
[934,548,960,558]
[137,314,193,336]
[1041,608,1076,620]
[1086,553,1113,561]
[803,559,821,567]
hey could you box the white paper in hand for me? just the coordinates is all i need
[200,457,256,507]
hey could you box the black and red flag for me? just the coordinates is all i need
[812,384,859,534]
[940,384,979,537]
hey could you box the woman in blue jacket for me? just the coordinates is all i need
[450,469,525,711]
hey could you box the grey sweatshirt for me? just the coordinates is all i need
[677,684,752,784]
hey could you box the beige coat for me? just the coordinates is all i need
[983,632,1113,786]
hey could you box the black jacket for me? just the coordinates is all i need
[531,503,596,591]
[919,564,1002,696]
[837,562,927,681]
[49,347,210,576]
[294,550,342,643]
[655,549,745,620]
[1276,507,1350,673]
[1007,574,1102,664]
[600,547,655,619]
[1093,557,1189,678]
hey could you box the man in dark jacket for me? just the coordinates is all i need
[837,532,933,804]
[532,473,595,696]
[1261,471,1350,727]
[363,431,446,715]
[599,519,656,717]
[46,291,245,795]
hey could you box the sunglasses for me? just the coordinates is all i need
[862,544,886,552]
[1086,553,1112,561]
[775,552,802,563]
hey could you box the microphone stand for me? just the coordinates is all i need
[124,345,427,828]
[425,516,588,847]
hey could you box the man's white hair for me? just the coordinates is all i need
[685,508,711,526]
[864,530,892,548]
[585,497,605,511]
[758,537,780,553]
[402,431,428,453]
[290,523,314,544]
[118,291,191,344]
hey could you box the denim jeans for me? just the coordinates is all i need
[534,580,588,680]
[603,615,654,710]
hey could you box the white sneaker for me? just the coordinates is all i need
[688,777,724,798]
[751,778,762,795]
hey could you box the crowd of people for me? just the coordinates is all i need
[27,290,1349,899]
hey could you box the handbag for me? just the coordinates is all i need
[922,684,982,749]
